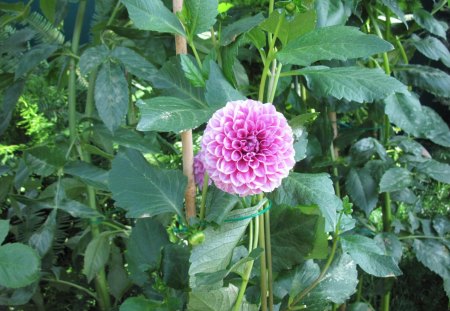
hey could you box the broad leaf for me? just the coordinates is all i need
[0,243,40,288]
[188,284,239,311]
[205,62,245,109]
[205,185,239,224]
[0,219,8,244]
[28,210,56,257]
[25,145,66,177]
[410,34,450,68]
[109,149,186,218]
[379,167,413,193]
[345,168,378,216]
[107,245,130,300]
[83,232,111,282]
[79,45,110,75]
[95,62,129,132]
[277,26,393,66]
[136,96,213,132]
[183,0,218,38]
[162,244,190,289]
[420,106,450,148]
[374,233,402,264]
[413,239,450,280]
[298,66,406,103]
[120,296,169,311]
[15,44,58,79]
[58,199,102,219]
[414,8,448,39]
[270,172,341,231]
[396,64,450,98]
[314,0,353,27]
[380,0,406,25]
[341,235,402,277]
[111,46,158,81]
[220,13,265,46]
[414,159,450,184]
[64,161,109,191]
[0,79,25,135]
[180,54,205,87]
[122,0,185,36]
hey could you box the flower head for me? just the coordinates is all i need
[194,150,211,190]
[201,99,295,196]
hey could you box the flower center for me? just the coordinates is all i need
[243,135,259,154]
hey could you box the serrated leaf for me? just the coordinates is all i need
[83,232,111,282]
[111,46,157,81]
[298,66,406,103]
[107,245,130,300]
[0,219,9,244]
[410,35,450,68]
[180,54,205,87]
[15,44,58,79]
[341,235,402,277]
[277,26,393,66]
[345,168,378,217]
[205,61,245,108]
[79,45,110,75]
[414,159,450,184]
[95,62,129,132]
[109,149,186,218]
[119,296,168,311]
[396,64,450,98]
[122,0,185,36]
[270,172,341,231]
[205,185,239,224]
[374,233,402,264]
[25,145,66,177]
[28,210,56,257]
[413,239,450,280]
[414,8,448,39]
[0,79,25,135]
[220,13,265,46]
[188,284,239,311]
[136,96,213,132]
[183,0,218,38]
[64,161,109,191]
[314,0,353,27]
[380,0,407,25]
[0,243,40,288]
[379,167,413,193]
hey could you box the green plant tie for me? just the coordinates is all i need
[224,199,272,223]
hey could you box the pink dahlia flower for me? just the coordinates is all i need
[194,151,211,190]
[201,99,295,197]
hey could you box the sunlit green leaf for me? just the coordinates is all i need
[379,167,413,193]
[79,45,110,75]
[183,0,218,38]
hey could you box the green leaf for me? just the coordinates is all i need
[0,243,40,288]
[414,159,450,183]
[127,218,170,285]
[270,172,341,231]
[395,64,450,98]
[341,235,402,277]
[277,26,393,66]
[136,96,213,132]
[109,149,186,218]
[58,199,102,219]
[107,245,130,300]
[298,66,406,103]
[205,61,245,108]
[205,185,239,224]
[188,284,239,311]
[380,0,406,25]
[414,8,448,39]
[180,54,205,87]
[420,106,450,148]
[348,303,375,311]
[40,0,56,23]
[189,202,261,288]
[0,219,8,244]
[183,0,218,38]
[111,46,158,81]
[345,168,378,217]
[28,210,56,257]
[64,161,109,191]
[120,296,168,311]
[374,233,402,264]
[379,167,413,193]
[220,13,265,46]
[83,232,111,282]
[259,10,317,46]
[79,45,110,76]
[271,205,327,272]
[25,145,66,177]
[15,44,58,79]
[410,35,450,68]
[121,0,185,36]
[0,79,25,135]
[162,244,190,289]
[314,0,353,27]
[95,62,129,132]
[413,239,450,279]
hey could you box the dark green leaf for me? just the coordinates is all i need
[341,235,402,277]
[25,145,66,177]
[58,199,102,218]
[413,239,450,279]
[374,233,402,264]
[0,283,37,306]
[277,26,393,66]
[396,64,450,98]
[162,244,190,289]
[111,46,157,81]
[0,220,8,244]
[180,54,205,87]
[220,13,265,46]
[109,149,186,218]
[120,296,168,311]
[0,79,25,135]
[380,0,406,25]
[420,106,450,147]
[379,167,413,193]
[348,303,375,311]
[83,232,111,282]
[410,35,450,68]
[0,243,40,288]
[107,245,130,300]
[28,210,56,257]
[40,0,56,23]
[298,66,406,103]
[270,172,341,231]
[79,45,110,76]
[289,260,320,301]
[433,217,450,237]
[183,0,218,38]
[95,62,129,132]
[121,0,185,36]
[314,0,353,27]
[205,185,239,224]
[414,8,448,39]
[64,161,109,191]
[136,96,213,132]
[414,159,450,184]
[188,284,239,311]
[15,44,58,79]
[345,168,378,217]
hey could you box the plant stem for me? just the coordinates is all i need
[199,172,209,221]
[189,39,203,70]
[264,211,274,311]
[259,212,268,311]
[42,278,98,300]
[356,274,363,302]
[395,36,409,64]
[398,235,448,240]
[173,0,197,222]
[328,111,340,197]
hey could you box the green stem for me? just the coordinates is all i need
[42,278,97,300]
[106,0,122,26]
[356,273,363,302]
[395,36,409,64]
[268,62,282,104]
[398,235,448,240]
[259,211,268,311]
[189,39,203,70]
[264,211,274,311]
[199,172,209,221]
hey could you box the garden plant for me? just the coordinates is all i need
[0,0,449,310]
